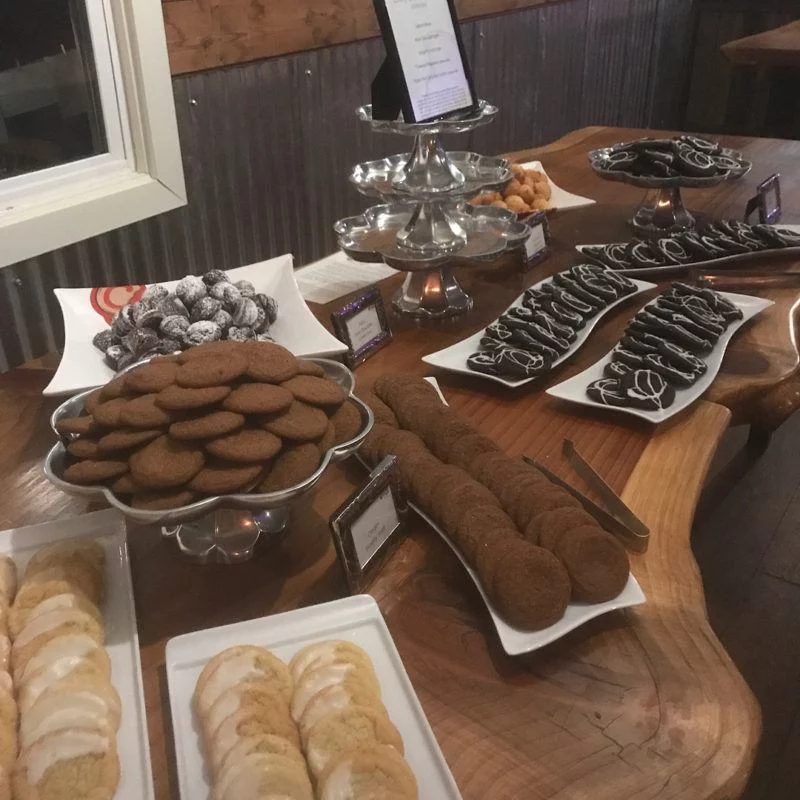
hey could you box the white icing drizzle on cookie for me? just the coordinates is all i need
[13,608,99,651]
[25,729,109,784]
[18,633,102,684]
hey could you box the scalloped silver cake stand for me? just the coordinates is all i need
[45,358,374,564]
[336,102,527,318]
[589,144,752,235]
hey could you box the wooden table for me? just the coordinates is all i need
[723,20,800,69]
[7,127,800,799]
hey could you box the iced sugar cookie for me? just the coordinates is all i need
[317,744,417,800]
[10,593,102,641]
[291,663,380,723]
[12,729,119,800]
[204,680,290,743]
[298,683,388,735]
[215,733,305,782]
[20,689,116,749]
[194,646,292,717]
[213,752,313,800]
[289,641,374,684]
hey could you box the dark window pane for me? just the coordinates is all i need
[0,0,107,180]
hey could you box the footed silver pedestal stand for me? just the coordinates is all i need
[336,102,528,318]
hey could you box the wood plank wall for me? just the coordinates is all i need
[161,0,562,74]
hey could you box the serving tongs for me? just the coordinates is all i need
[524,440,649,553]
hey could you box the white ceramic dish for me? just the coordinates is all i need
[0,509,153,800]
[165,594,462,800]
[576,223,800,278]
[422,277,656,387]
[518,160,596,212]
[359,378,646,656]
[547,290,774,423]
[44,253,348,396]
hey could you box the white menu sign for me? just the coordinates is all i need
[382,0,473,121]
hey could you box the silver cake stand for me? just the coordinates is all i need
[336,102,528,318]
[589,144,751,235]
[44,359,374,564]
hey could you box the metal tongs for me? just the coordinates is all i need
[523,440,650,553]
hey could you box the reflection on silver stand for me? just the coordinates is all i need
[161,508,291,564]
[633,187,695,235]
[336,102,528,318]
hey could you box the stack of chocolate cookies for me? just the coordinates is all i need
[359,376,630,631]
[466,264,638,380]
[586,282,743,411]
[55,342,365,510]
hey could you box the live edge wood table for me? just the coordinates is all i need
[4,127,800,799]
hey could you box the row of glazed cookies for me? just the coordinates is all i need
[192,641,417,799]
[358,376,630,630]
[6,538,121,800]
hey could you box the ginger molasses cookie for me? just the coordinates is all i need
[438,481,501,536]
[83,390,103,415]
[92,398,128,428]
[129,435,204,488]
[453,505,517,563]
[97,375,129,401]
[329,401,362,446]
[223,383,293,414]
[303,706,404,778]
[55,416,97,437]
[188,462,262,494]
[431,417,479,463]
[118,394,177,429]
[242,342,299,383]
[317,743,417,800]
[265,401,328,442]
[170,410,245,441]
[490,539,571,630]
[527,506,598,549]
[177,340,245,362]
[373,373,438,409]
[357,390,398,428]
[258,444,320,493]
[446,433,499,472]
[155,384,231,411]
[389,394,439,432]
[295,359,325,378]
[407,457,445,510]
[97,427,161,454]
[317,423,336,454]
[554,526,629,603]
[175,351,248,388]
[66,439,101,460]
[281,376,345,409]
[62,460,128,486]
[131,489,196,511]
[206,429,282,463]
[109,473,139,495]
[124,360,179,393]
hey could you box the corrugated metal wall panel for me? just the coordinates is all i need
[0,0,691,370]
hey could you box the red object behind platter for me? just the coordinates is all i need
[90,285,146,325]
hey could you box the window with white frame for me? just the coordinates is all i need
[0,0,186,268]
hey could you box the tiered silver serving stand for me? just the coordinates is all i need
[335,102,528,318]
[589,144,752,236]
[44,358,374,564]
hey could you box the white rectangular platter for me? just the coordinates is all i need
[357,378,646,657]
[0,509,153,800]
[422,277,656,387]
[45,253,348,397]
[165,594,462,800]
[520,160,596,212]
[547,289,774,423]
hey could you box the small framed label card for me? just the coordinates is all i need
[331,286,393,367]
[371,0,478,123]
[521,211,552,271]
[745,173,782,225]
[330,456,407,593]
